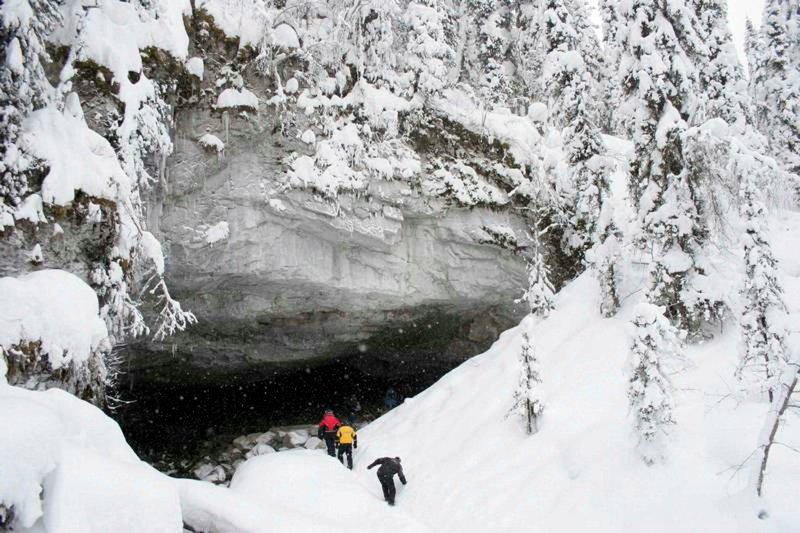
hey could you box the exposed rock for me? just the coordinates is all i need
[304,436,323,450]
[131,108,529,384]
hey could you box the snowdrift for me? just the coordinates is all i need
[0,386,181,532]
[0,270,109,375]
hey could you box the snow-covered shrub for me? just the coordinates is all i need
[199,132,226,154]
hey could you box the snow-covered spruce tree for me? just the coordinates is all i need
[0,0,61,211]
[519,232,555,318]
[542,0,611,260]
[461,0,516,108]
[750,0,800,177]
[402,0,456,99]
[627,303,682,465]
[341,0,400,86]
[513,0,546,103]
[509,330,545,435]
[692,0,754,127]
[616,0,720,336]
[599,0,626,133]
[563,0,605,123]
[591,205,623,317]
[736,176,789,402]
[744,18,766,100]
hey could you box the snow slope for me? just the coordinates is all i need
[349,211,800,533]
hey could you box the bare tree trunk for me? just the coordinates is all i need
[755,369,798,497]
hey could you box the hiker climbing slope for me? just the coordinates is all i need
[367,457,407,506]
[318,409,341,457]
[336,422,357,469]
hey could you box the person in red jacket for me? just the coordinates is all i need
[317,409,341,457]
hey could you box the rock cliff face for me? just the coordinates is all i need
[132,103,531,384]
[117,3,562,386]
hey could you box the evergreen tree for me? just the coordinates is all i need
[627,303,682,465]
[403,0,456,98]
[744,18,765,91]
[519,231,555,318]
[542,0,611,261]
[466,0,516,108]
[599,0,626,133]
[693,0,754,127]
[616,0,718,336]
[750,0,800,177]
[509,329,545,435]
[591,205,623,317]
[513,0,546,102]
[564,0,605,124]
[736,175,789,402]
[341,0,400,86]
[0,0,62,208]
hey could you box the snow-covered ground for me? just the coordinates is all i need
[3,211,797,532]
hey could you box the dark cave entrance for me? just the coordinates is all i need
[111,353,459,474]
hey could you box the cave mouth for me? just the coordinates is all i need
[111,352,459,475]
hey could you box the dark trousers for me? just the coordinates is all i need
[379,474,396,505]
[323,433,336,457]
[337,443,353,469]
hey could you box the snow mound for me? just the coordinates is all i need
[217,88,259,110]
[14,194,47,224]
[202,221,230,244]
[52,0,189,82]
[0,270,109,373]
[196,0,268,49]
[199,132,225,153]
[21,105,130,206]
[273,23,300,49]
[0,385,181,531]
[186,57,204,79]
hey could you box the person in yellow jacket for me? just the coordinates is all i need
[336,422,358,469]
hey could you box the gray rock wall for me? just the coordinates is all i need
[131,69,532,385]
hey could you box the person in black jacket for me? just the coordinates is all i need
[367,457,407,506]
